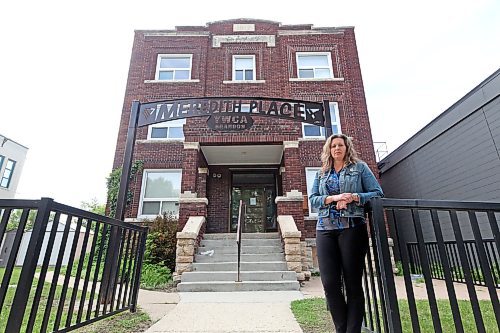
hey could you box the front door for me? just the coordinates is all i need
[230,172,277,233]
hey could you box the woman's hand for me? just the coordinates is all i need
[336,200,348,210]
[325,193,354,205]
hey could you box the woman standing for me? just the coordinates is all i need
[309,134,383,333]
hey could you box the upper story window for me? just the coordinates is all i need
[296,52,333,79]
[139,169,182,217]
[233,55,255,81]
[0,159,16,189]
[155,54,192,81]
[148,118,185,140]
[302,102,341,138]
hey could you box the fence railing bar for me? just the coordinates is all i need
[483,243,497,286]
[467,212,500,329]
[381,199,500,211]
[0,208,12,251]
[6,198,53,333]
[130,230,147,312]
[26,211,62,333]
[486,211,500,269]
[371,198,402,333]
[362,268,374,331]
[109,228,126,312]
[0,208,17,310]
[0,199,40,209]
[430,209,464,333]
[77,220,101,324]
[123,230,137,308]
[365,239,382,333]
[117,229,132,310]
[487,241,500,286]
[51,202,144,231]
[92,224,110,319]
[40,213,74,332]
[53,216,83,331]
[66,217,93,328]
[393,209,421,333]
[127,231,140,308]
[449,210,486,333]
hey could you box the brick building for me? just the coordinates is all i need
[112,19,378,275]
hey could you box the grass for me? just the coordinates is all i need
[291,297,499,333]
[0,267,140,332]
[73,309,152,333]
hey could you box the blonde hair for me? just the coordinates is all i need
[321,134,360,173]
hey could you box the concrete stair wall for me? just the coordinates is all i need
[177,232,300,292]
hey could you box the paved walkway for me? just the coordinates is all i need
[138,276,500,332]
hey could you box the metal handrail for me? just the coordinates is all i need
[236,200,244,282]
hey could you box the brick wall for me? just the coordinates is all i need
[112,19,379,224]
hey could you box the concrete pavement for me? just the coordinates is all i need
[143,291,305,333]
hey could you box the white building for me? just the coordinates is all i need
[0,134,28,199]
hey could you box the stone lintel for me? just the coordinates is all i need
[183,142,200,150]
[283,141,299,149]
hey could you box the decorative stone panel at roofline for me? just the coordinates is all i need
[212,35,276,47]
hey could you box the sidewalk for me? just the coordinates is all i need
[142,291,304,333]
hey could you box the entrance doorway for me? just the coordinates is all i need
[230,172,277,233]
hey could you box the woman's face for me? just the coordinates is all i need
[330,137,347,162]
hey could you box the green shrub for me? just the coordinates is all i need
[140,263,172,289]
[142,212,178,273]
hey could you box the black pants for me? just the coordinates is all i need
[316,225,369,333]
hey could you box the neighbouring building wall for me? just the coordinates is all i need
[379,69,500,242]
[0,135,28,199]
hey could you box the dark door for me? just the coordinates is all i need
[230,172,277,233]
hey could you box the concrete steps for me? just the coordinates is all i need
[177,232,299,292]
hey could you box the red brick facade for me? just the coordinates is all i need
[113,19,378,238]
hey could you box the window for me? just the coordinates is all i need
[296,52,333,79]
[302,102,341,138]
[148,118,185,140]
[233,55,255,81]
[155,54,192,81]
[0,155,4,170]
[305,167,321,215]
[0,159,16,189]
[139,170,182,216]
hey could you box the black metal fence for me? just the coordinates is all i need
[407,239,500,288]
[0,198,148,333]
[363,198,500,333]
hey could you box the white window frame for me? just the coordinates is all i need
[0,159,16,189]
[155,54,193,81]
[147,118,186,141]
[296,52,334,79]
[232,55,256,81]
[305,167,321,216]
[138,169,182,218]
[302,102,342,138]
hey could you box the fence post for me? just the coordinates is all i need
[6,197,53,333]
[370,197,402,333]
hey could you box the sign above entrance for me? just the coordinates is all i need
[138,97,326,127]
[207,114,254,131]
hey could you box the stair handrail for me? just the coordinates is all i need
[236,200,244,282]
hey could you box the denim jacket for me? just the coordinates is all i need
[309,161,384,218]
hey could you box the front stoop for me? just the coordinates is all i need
[177,232,300,292]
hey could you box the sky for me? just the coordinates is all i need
[1,0,499,207]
